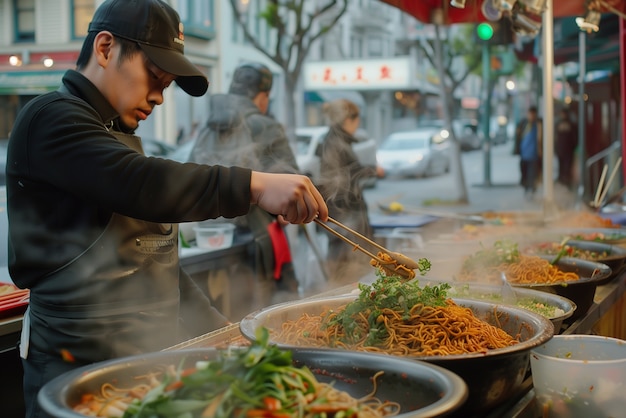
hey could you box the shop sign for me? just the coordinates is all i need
[304,57,413,91]
[0,71,64,94]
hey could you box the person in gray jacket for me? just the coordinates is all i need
[190,63,300,309]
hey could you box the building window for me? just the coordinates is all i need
[72,0,94,39]
[351,36,363,58]
[368,37,383,57]
[177,0,215,39]
[14,0,35,42]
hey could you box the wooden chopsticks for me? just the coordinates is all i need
[313,217,418,279]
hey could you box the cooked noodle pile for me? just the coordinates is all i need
[458,241,580,285]
[276,299,518,356]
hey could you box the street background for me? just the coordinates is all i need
[290,139,580,304]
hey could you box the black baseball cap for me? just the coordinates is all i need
[88,0,209,97]
[229,63,273,99]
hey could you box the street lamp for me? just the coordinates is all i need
[9,55,22,66]
[42,57,54,68]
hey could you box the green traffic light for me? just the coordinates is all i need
[477,23,494,40]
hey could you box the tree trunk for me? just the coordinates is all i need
[283,74,298,142]
[433,24,469,204]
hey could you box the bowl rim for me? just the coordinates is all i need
[38,347,469,418]
[530,334,626,365]
[523,238,626,261]
[239,294,555,361]
[430,281,577,321]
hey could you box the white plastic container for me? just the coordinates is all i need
[193,222,235,250]
[530,334,626,418]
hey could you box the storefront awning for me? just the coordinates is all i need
[304,90,366,109]
[0,71,64,95]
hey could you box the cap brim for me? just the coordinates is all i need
[139,44,209,97]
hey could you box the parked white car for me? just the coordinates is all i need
[294,126,378,187]
[376,127,451,178]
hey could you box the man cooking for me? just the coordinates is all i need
[5,1,327,417]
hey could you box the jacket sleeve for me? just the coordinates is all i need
[20,94,252,223]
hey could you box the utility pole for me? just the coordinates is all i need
[477,23,494,187]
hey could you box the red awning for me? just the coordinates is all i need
[380,0,624,24]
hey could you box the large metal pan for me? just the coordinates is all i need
[509,256,612,321]
[38,347,468,418]
[240,295,554,415]
[522,239,626,285]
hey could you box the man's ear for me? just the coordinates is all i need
[93,31,116,67]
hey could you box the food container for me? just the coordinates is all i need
[426,280,576,332]
[530,335,626,418]
[510,257,612,322]
[193,222,235,250]
[522,239,626,285]
[538,227,626,248]
[38,347,468,418]
[240,295,554,415]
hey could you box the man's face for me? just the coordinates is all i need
[528,111,537,122]
[255,91,270,115]
[101,42,176,130]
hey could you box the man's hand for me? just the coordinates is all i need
[250,172,328,224]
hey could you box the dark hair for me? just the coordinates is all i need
[76,33,142,70]
[228,62,273,99]
[528,106,538,114]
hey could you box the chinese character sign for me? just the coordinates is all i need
[304,57,412,91]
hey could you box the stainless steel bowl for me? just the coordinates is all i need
[38,347,468,418]
[240,295,554,415]
[427,281,576,332]
[510,256,611,321]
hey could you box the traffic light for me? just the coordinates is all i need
[475,20,513,45]
[477,23,494,41]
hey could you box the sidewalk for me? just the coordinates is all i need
[387,143,579,215]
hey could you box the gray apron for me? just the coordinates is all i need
[23,130,180,364]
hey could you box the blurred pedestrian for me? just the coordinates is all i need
[189,62,301,306]
[514,106,543,197]
[555,108,577,188]
[318,99,377,284]
[5,2,327,416]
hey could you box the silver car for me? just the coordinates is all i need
[294,126,378,187]
[376,127,451,178]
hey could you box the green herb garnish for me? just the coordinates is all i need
[327,272,450,346]
[461,240,520,273]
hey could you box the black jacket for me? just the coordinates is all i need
[6,70,252,289]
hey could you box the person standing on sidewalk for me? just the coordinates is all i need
[318,99,378,284]
[189,62,301,305]
[514,106,543,197]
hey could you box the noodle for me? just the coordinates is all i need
[458,253,579,284]
[370,252,418,280]
[73,375,398,418]
[457,240,580,285]
[72,338,399,418]
[276,299,518,356]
